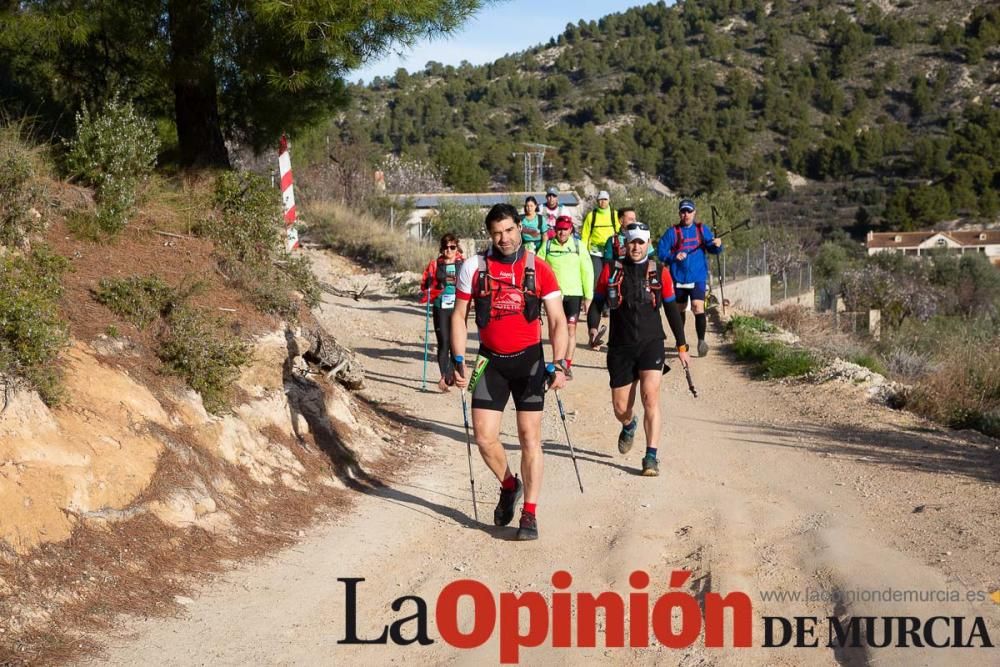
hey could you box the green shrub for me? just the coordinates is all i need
[202,171,319,318]
[727,315,777,334]
[764,347,820,378]
[428,202,486,241]
[0,246,70,404]
[0,125,46,248]
[157,306,252,413]
[731,327,780,363]
[93,275,179,329]
[63,97,159,234]
[729,321,818,378]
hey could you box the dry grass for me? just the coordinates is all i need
[303,199,436,273]
[759,305,1000,437]
[133,173,219,237]
[908,346,1000,438]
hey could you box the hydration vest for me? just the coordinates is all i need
[433,257,462,289]
[543,236,581,256]
[607,259,664,310]
[610,234,626,262]
[473,250,541,329]
[670,222,706,256]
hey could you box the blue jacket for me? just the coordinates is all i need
[656,222,722,285]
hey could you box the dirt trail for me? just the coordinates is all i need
[90,252,999,666]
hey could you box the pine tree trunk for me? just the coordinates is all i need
[168,0,230,167]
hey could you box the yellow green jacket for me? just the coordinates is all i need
[538,236,594,300]
[580,206,620,256]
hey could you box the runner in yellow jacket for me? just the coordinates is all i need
[580,190,620,296]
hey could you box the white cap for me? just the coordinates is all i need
[625,226,650,244]
[597,190,610,200]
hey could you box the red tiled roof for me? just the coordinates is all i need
[866,230,1000,249]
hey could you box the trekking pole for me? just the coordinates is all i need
[553,389,584,494]
[459,389,479,522]
[711,206,728,316]
[714,217,752,240]
[682,360,698,398]
[421,287,431,391]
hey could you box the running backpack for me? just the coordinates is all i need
[584,208,620,245]
[473,250,541,328]
[543,237,581,256]
[607,259,664,310]
[433,257,462,289]
[670,222,706,256]
[610,234,626,262]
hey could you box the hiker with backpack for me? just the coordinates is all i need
[540,186,575,239]
[450,203,569,541]
[580,190,621,296]
[656,199,722,357]
[419,233,465,391]
[586,207,651,348]
[520,196,548,253]
[595,222,690,476]
[538,215,594,378]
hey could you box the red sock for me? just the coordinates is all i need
[501,474,516,490]
[523,502,537,516]
[565,359,573,368]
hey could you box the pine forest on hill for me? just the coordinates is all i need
[336,0,1000,235]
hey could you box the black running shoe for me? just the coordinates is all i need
[618,417,638,454]
[494,476,522,526]
[515,510,538,541]
[642,454,660,477]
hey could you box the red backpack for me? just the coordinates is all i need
[670,222,706,255]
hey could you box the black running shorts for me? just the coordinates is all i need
[470,345,546,412]
[562,296,582,323]
[606,338,664,389]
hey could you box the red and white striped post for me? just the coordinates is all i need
[278,134,299,251]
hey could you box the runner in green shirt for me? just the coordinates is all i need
[538,216,593,377]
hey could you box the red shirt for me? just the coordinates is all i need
[456,252,561,354]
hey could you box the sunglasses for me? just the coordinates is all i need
[625,222,650,231]
[444,244,458,250]
[680,209,695,214]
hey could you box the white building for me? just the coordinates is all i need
[866,229,1000,266]
[395,191,581,239]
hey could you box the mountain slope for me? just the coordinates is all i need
[342,0,1000,232]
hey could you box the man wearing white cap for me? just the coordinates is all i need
[593,222,690,476]
[540,186,574,237]
[580,190,620,297]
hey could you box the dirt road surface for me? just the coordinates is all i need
[91,252,1000,666]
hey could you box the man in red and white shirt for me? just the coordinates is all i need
[451,203,568,541]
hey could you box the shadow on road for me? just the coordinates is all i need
[688,416,1000,485]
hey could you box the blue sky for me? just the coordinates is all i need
[352,1,650,83]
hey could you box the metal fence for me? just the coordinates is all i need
[769,262,814,305]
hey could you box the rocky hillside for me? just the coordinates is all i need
[340,0,1000,233]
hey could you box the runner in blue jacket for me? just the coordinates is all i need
[656,199,722,357]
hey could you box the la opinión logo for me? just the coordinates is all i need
[338,569,752,663]
[337,571,996,663]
